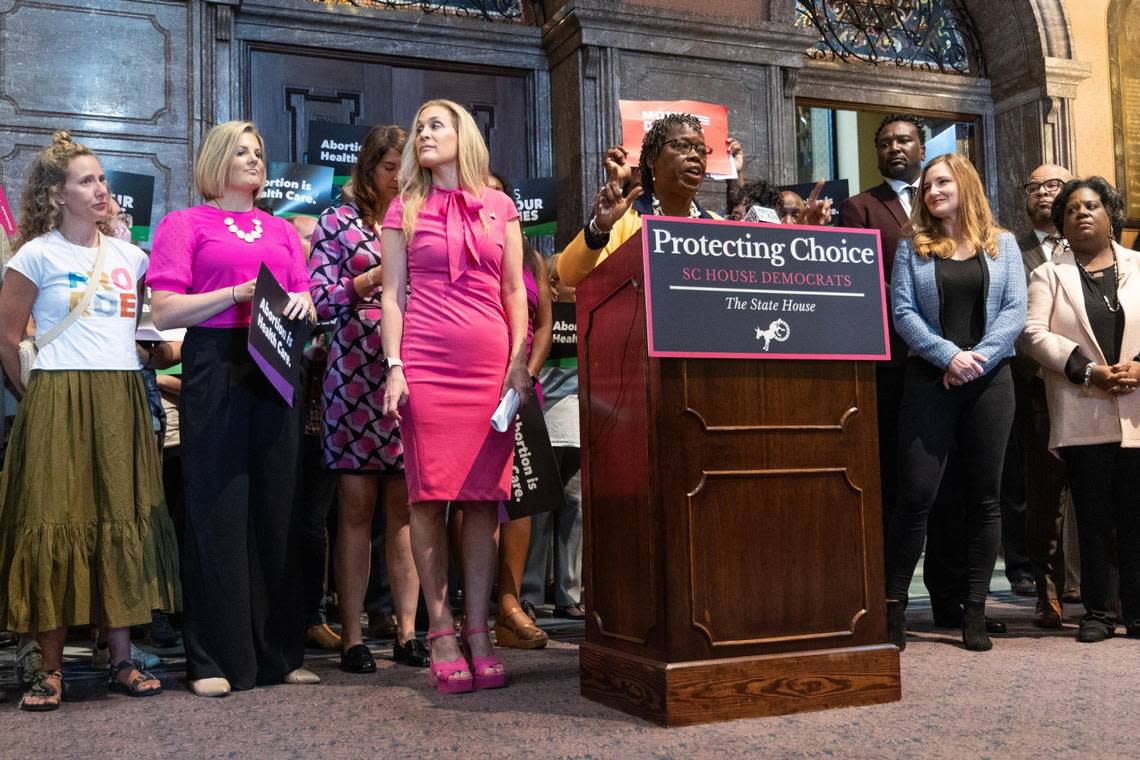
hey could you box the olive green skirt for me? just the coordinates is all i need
[0,370,181,633]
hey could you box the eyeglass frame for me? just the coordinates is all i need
[663,138,713,158]
[1023,178,1065,196]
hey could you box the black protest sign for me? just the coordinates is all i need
[307,121,368,179]
[105,170,155,241]
[779,179,851,223]
[247,263,312,406]
[509,177,557,236]
[641,217,889,360]
[505,397,567,520]
[547,301,577,363]
[263,162,334,217]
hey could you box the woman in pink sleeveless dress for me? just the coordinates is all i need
[379,100,530,694]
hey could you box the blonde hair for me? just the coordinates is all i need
[15,130,113,249]
[909,153,1002,260]
[195,120,266,201]
[398,100,489,239]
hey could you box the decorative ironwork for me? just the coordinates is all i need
[312,0,526,22]
[795,0,985,77]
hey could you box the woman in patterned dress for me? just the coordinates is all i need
[309,124,427,673]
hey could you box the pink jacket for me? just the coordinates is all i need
[1022,242,1140,452]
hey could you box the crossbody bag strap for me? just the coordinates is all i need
[34,232,110,349]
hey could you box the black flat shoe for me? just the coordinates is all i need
[393,637,430,668]
[340,644,377,673]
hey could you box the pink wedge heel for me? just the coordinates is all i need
[460,625,508,690]
[425,628,474,695]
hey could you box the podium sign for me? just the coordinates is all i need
[575,224,900,726]
[642,217,889,360]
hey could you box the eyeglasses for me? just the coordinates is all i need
[1023,178,1065,196]
[663,139,713,158]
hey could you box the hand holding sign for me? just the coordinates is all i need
[593,180,643,233]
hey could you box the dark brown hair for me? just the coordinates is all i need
[350,124,406,228]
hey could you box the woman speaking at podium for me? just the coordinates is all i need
[556,114,720,287]
[885,153,1026,652]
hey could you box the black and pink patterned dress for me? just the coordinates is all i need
[308,203,402,472]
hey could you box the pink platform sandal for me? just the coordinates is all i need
[460,625,508,690]
[426,629,474,695]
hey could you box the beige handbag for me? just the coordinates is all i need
[18,233,108,386]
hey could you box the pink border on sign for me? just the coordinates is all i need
[640,216,891,361]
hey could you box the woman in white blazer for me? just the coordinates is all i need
[1022,177,1140,644]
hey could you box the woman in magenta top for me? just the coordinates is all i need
[148,120,318,697]
[380,99,530,694]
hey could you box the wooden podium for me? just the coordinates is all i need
[574,232,901,726]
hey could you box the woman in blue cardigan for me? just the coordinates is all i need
[886,153,1027,652]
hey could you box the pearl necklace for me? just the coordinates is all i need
[651,195,700,218]
[213,202,263,243]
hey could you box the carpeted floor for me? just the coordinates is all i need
[0,590,1135,759]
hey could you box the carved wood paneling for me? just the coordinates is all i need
[581,277,658,646]
[686,469,869,647]
[0,131,182,244]
[0,0,186,134]
[682,359,859,431]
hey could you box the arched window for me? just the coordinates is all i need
[795,0,985,77]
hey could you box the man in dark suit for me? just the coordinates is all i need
[1008,163,1075,627]
[839,115,1007,632]
[838,114,924,541]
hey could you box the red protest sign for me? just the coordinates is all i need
[618,99,734,179]
[0,183,15,236]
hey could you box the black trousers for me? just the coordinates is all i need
[885,359,1014,605]
[180,327,305,688]
[1060,444,1140,626]
[876,363,905,533]
[300,435,336,627]
[1015,375,1069,600]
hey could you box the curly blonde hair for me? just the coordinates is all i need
[908,153,1002,260]
[15,130,111,250]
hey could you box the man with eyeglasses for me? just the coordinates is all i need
[1007,164,1080,628]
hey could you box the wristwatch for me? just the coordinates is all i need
[383,357,404,375]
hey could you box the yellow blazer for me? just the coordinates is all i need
[557,205,722,287]
[1022,242,1140,452]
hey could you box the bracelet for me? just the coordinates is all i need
[231,285,237,304]
[588,215,609,237]
[1083,361,1096,388]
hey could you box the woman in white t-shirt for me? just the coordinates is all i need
[0,131,179,712]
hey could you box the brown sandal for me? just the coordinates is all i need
[109,659,163,697]
[18,669,62,712]
[494,607,549,650]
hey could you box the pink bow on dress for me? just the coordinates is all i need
[440,188,486,283]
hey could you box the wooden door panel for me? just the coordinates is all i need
[248,47,529,179]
